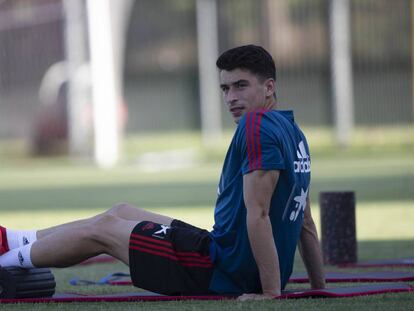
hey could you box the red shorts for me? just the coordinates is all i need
[128,220,214,295]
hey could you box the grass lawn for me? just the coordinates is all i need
[0,127,413,309]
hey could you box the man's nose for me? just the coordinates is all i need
[225,89,238,104]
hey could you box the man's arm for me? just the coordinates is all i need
[298,197,325,289]
[241,169,280,300]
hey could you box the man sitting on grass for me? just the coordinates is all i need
[0,45,325,300]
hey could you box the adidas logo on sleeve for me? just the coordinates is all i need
[293,141,311,173]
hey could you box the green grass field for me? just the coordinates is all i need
[0,127,413,310]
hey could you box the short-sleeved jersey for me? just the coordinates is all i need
[208,109,311,294]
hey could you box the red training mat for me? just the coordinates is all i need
[339,258,414,268]
[290,271,414,283]
[102,271,414,286]
[78,256,414,268]
[0,283,412,303]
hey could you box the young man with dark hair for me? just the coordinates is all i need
[0,45,325,300]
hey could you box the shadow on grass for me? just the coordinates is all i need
[0,174,413,211]
[356,240,414,261]
[0,182,218,211]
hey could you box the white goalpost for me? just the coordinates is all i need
[86,0,120,168]
[329,0,354,147]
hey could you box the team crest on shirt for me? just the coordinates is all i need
[294,141,311,173]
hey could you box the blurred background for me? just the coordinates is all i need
[0,0,413,248]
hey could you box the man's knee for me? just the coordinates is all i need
[88,213,120,243]
[106,202,128,214]
[106,202,137,216]
[105,202,149,221]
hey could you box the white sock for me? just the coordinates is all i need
[6,229,37,249]
[0,243,35,268]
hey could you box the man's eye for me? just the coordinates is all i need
[236,83,246,88]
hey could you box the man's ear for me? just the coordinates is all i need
[264,79,276,98]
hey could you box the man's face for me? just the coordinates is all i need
[219,68,270,123]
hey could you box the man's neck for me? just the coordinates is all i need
[263,98,277,110]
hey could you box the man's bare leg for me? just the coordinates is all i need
[37,203,173,239]
[31,213,140,267]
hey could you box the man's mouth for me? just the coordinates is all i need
[230,107,244,117]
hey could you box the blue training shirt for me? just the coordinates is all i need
[208,109,311,294]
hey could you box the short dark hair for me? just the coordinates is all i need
[216,45,276,82]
